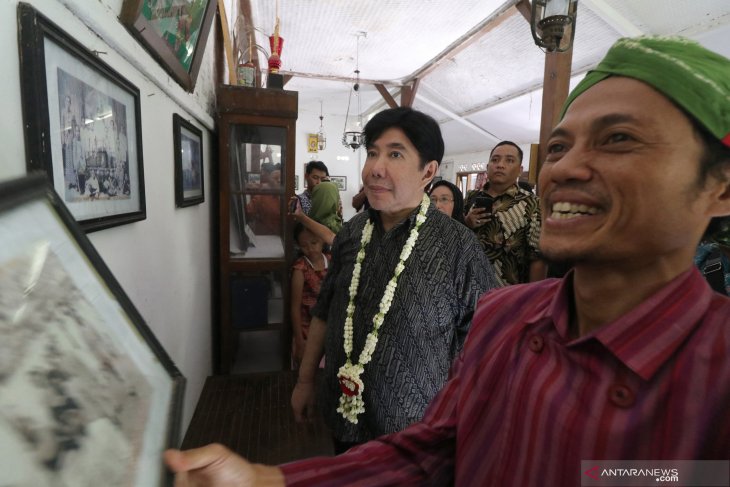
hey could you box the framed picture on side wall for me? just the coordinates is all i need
[120,0,217,92]
[0,174,185,487]
[18,3,146,233]
[173,114,204,207]
[330,176,347,191]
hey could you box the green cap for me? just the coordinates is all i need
[561,36,730,147]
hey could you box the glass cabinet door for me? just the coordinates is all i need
[229,124,287,259]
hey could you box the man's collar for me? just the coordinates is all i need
[532,268,714,381]
[483,182,519,197]
[366,201,434,232]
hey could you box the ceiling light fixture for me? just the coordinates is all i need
[530,0,578,52]
[342,32,366,151]
[317,100,327,151]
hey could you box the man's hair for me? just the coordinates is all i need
[306,160,329,176]
[363,107,444,168]
[689,113,730,239]
[490,141,523,162]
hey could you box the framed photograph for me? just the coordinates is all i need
[18,4,146,233]
[246,173,261,188]
[307,134,318,153]
[0,174,185,486]
[173,114,204,207]
[294,175,299,191]
[120,0,217,92]
[330,176,347,191]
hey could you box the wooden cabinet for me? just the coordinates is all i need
[215,85,298,374]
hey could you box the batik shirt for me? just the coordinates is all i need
[283,268,730,485]
[465,183,541,286]
[311,205,497,443]
[297,189,312,215]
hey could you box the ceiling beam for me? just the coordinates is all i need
[459,65,593,116]
[403,0,521,83]
[579,0,644,36]
[401,78,420,107]
[217,0,236,85]
[275,69,400,87]
[417,95,500,142]
[515,0,531,23]
[375,84,399,109]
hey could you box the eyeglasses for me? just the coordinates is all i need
[430,196,454,204]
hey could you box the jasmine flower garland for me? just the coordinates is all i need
[336,193,431,424]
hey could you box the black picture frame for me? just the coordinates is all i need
[173,114,205,207]
[18,3,146,233]
[120,0,217,92]
[0,174,185,486]
[330,175,347,191]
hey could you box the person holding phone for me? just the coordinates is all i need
[464,141,545,286]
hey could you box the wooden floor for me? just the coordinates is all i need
[181,371,334,465]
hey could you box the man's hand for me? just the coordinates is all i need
[465,206,491,229]
[164,444,284,487]
[291,381,317,423]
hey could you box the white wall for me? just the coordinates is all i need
[294,109,364,222]
[1,0,217,434]
[443,143,532,182]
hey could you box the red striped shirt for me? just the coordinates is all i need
[281,268,730,486]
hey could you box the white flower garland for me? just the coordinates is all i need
[336,193,430,424]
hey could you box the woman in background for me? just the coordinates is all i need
[428,180,465,224]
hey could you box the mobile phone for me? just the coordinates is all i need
[473,196,494,213]
[289,197,300,213]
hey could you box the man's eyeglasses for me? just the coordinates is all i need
[430,196,454,204]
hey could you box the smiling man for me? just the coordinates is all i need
[465,141,545,285]
[165,37,730,487]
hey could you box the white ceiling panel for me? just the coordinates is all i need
[598,0,730,36]
[227,0,730,157]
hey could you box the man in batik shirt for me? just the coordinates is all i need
[464,141,545,285]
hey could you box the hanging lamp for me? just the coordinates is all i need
[342,33,366,150]
[530,0,578,52]
[317,100,327,151]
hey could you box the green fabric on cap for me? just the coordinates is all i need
[561,36,730,147]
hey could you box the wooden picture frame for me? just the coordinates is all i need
[18,3,146,233]
[330,176,347,191]
[173,114,204,207]
[0,174,185,486]
[120,0,217,92]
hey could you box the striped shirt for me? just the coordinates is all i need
[311,204,497,443]
[282,268,730,485]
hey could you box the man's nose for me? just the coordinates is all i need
[367,155,387,177]
[542,147,592,185]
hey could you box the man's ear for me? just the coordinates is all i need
[421,160,439,186]
[707,164,730,218]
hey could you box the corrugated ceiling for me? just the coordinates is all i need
[227,0,730,154]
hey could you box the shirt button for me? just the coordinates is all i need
[528,334,544,353]
[608,384,635,408]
